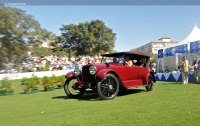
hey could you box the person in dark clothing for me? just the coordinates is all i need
[192,56,200,82]
[139,57,147,67]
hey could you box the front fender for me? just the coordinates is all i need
[65,71,75,79]
[96,69,117,79]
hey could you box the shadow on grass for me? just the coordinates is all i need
[52,90,101,101]
[19,92,26,94]
[52,96,68,99]
[54,88,64,89]
[38,89,56,92]
[52,89,145,101]
[118,88,145,97]
[38,90,46,92]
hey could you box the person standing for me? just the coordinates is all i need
[192,56,200,82]
[180,56,191,84]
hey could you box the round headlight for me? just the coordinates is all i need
[89,66,97,75]
[74,67,81,76]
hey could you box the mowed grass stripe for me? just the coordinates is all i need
[1,80,200,126]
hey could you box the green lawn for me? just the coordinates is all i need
[1,81,200,126]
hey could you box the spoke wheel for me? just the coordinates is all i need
[97,74,119,100]
[64,78,85,98]
[146,74,154,91]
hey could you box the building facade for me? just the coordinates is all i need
[131,37,179,54]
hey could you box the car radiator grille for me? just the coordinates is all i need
[82,66,95,82]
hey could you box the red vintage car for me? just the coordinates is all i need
[64,51,156,100]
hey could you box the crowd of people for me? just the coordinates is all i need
[1,53,155,74]
[0,55,104,74]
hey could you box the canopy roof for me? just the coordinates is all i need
[178,24,200,45]
[101,51,150,60]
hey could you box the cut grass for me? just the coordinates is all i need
[1,81,200,126]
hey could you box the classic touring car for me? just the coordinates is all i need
[64,51,156,100]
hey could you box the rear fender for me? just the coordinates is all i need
[142,70,156,85]
[143,71,156,84]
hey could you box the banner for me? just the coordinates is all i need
[165,47,176,57]
[190,41,200,53]
[158,49,163,58]
[165,44,187,57]
[175,44,187,54]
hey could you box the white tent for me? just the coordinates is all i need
[178,24,200,46]
[158,24,200,72]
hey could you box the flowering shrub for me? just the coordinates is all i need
[44,83,50,87]
[57,82,63,86]
[51,75,58,84]
[32,76,40,88]
[56,76,65,86]
[21,76,40,94]
[0,77,15,96]
[0,77,15,91]
[42,76,54,88]
[9,86,15,90]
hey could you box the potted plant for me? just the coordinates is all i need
[51,75,59,85]
[56,76,65,89]
[0,77,15,96]
[22,76,40,94]
[21,77,27,85]
[42,76,54,91]
[31,76,40,93]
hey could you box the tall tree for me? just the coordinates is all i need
[89,20,116,56]
[30,28,57,47]
[57,20,116,56]
[150,53,157,63]
[0,5,42,68]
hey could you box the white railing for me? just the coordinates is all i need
[0,69,73,80]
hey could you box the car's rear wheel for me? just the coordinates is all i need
[97,74,119,100]
[64,78,85,98]
[146,74,154,91]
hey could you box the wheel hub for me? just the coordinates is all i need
[108,85,113,90]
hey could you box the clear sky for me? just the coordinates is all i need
[15,5,200,51]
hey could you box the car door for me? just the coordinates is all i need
[126,65,140,80]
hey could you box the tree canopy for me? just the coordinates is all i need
[0,6,117,69]
[57,20,116,56]
[0,5,58,69]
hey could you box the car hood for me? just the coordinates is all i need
[82,63,121,72]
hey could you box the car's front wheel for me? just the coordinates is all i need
[146,74,154,91]
[64,78,85,98]
[97,74,119,100]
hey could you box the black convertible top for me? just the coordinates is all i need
[101,50,150,60]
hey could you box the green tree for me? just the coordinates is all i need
[0,5,42,69]
[57,19,116,56]
[30,28,57,47]
[30,47,67,57]
[0,6,58,69]
[150,53,157,63]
